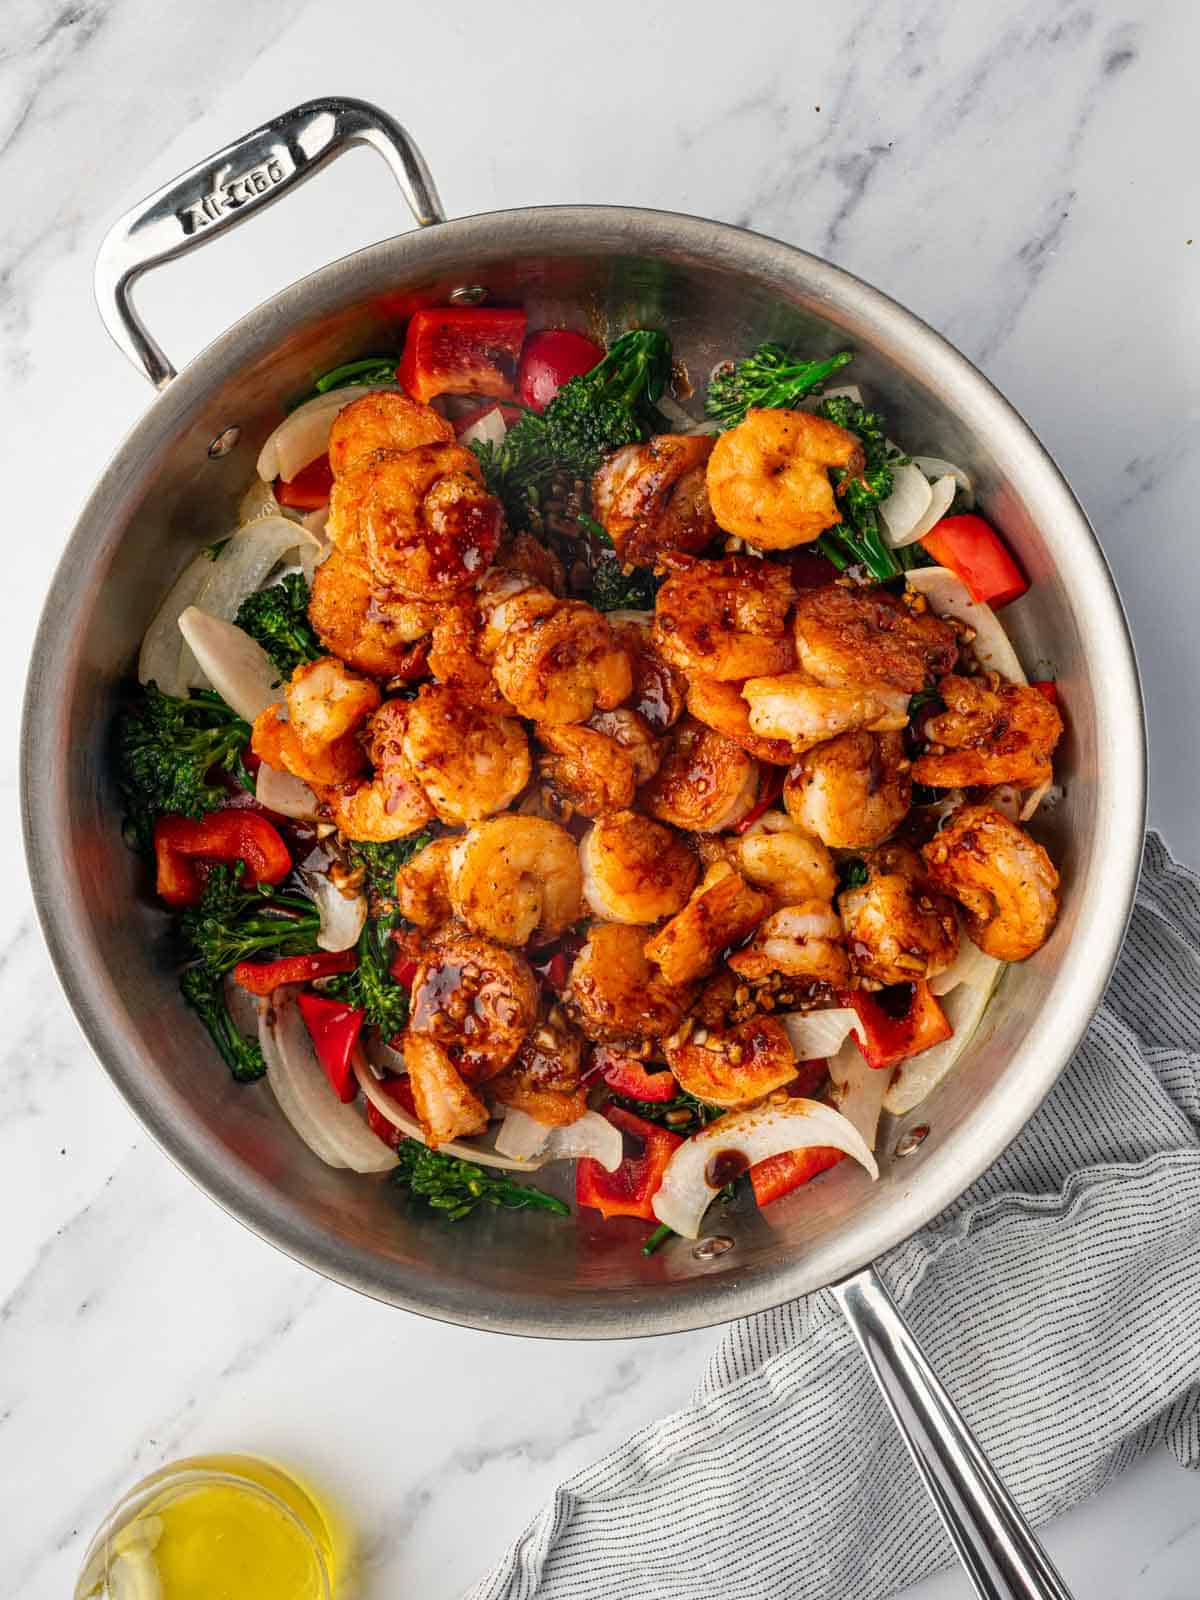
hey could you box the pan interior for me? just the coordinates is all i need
[21,208,1143,1336]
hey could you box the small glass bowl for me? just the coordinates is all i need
[74,1454,334,1599]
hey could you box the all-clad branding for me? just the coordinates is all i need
[176,153,291,235]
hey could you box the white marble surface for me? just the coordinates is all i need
[3,2,1198,1595]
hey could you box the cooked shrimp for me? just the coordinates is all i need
[322,698,435,841]
[326,390,453,480]
[449,816,583,945]
[730,810,838,906]
[408,929,539,1079]
[477,571,559,656]
[492,600,633,724]
[400,682,530,825]
[251,706,366,787]
[427,597,509,714]
[741,673,909,750]
[726,901,851,986]
[653,556,796,680]
[393,836,457,928]
[308,549,438,679]
[793,584,958,692]
[591,434,717,565]
[783,729,911,849]
[912,674,1064,789]
[495,529,566,595]
[565,922,696,1042]
[579,810,699,924]
[285,655,380,751]
[644,861,771,987]
[349,444,502,599]
[639,716,760,833]
[922,803,1059,962]
[536,710,661,817]
[488,1007,588,1126]
[609,613,688,732]
[706,408,863,548]
[665,1015,797,1108]
[685,675,795,765]
[838,842,960,985]
[402,1034,489,1147]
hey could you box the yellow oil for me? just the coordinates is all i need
[79,1454,347,1600]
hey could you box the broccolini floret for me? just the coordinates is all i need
[704,345,853,428]
[179,864,322,975]
[813,394,903,581]
[180,964,266,1082]
[324,918,411,1038]
[234,573,323,680]
[392,1139,569,1221]
[115,684,251,854]
[471,330,671,528]
[589,555,657,613]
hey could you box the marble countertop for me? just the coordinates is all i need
[3,2,1198,1595]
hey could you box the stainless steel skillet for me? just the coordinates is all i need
[21,98,1145,1600]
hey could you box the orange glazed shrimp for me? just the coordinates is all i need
[653,556,796,681]
[591,434,718,565]
[706,408,863,548]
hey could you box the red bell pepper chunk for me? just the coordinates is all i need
[516,329,605,412]
[153,812,292,909]
[389,953,419,989]
[398,307,527,404]
[576,1106,683,1222]
[296,991,364,1103]
[841,981,952,1070]
[275,453,334,509]
[596,1047,679,1103]
[1032,680,1059,707]
[232,950,358,997]
[751,1146,845,1209]
[920,513,1028,607]
[366,1076,419,1147]
[790,1057,830,1098]
[733,767,786,835]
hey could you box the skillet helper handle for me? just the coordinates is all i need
[94,96,444,389]
[831,1265,1075,1600]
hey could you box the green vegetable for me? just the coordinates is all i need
[838,858,870,892]
[589,555,656,612]
[472,329,672,529]
[609,1088,724,1135]
[179,864,321,975]
[344,833,433,923]
[704,344,853,429]
[115,684,251,854]
[234,573,323,680]
[392,1139,570,1222]
[324,918,410,1037]
[287,354,401,411]
[641,1222,674,1256]
[180,964,266,1082]
[814,394,901,581]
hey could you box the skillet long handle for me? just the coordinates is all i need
[94,97,444,389]
[831,1265,1075,1600]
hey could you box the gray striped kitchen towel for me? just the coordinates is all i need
[469,833,1200,1600]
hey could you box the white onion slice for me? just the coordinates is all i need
[779,1007,859,1061]
[299,862,366,953]
[137,553,217,695]
[930,933,1003,997]
[827,1037,887,1149]
[256,384,398,483]
[879,462,933,547]
[1019,778,1056,822]
[912,455,973,501]
[195,516,320,625]
[223,973,263,1040]
[457,406,509,449]
[905,567,1028,684]
[349,1051,548,1172]
[260,990,397,1172]
[906,474,958,543]
[255,762,319,820]
[493,1106,551,1161]
[883,971,1001,1116]
[238,478,303,526]
[177,607,281,721]
[652,1099,878,1238]
[493,1106,622,1170]
[987,783,1024,822]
